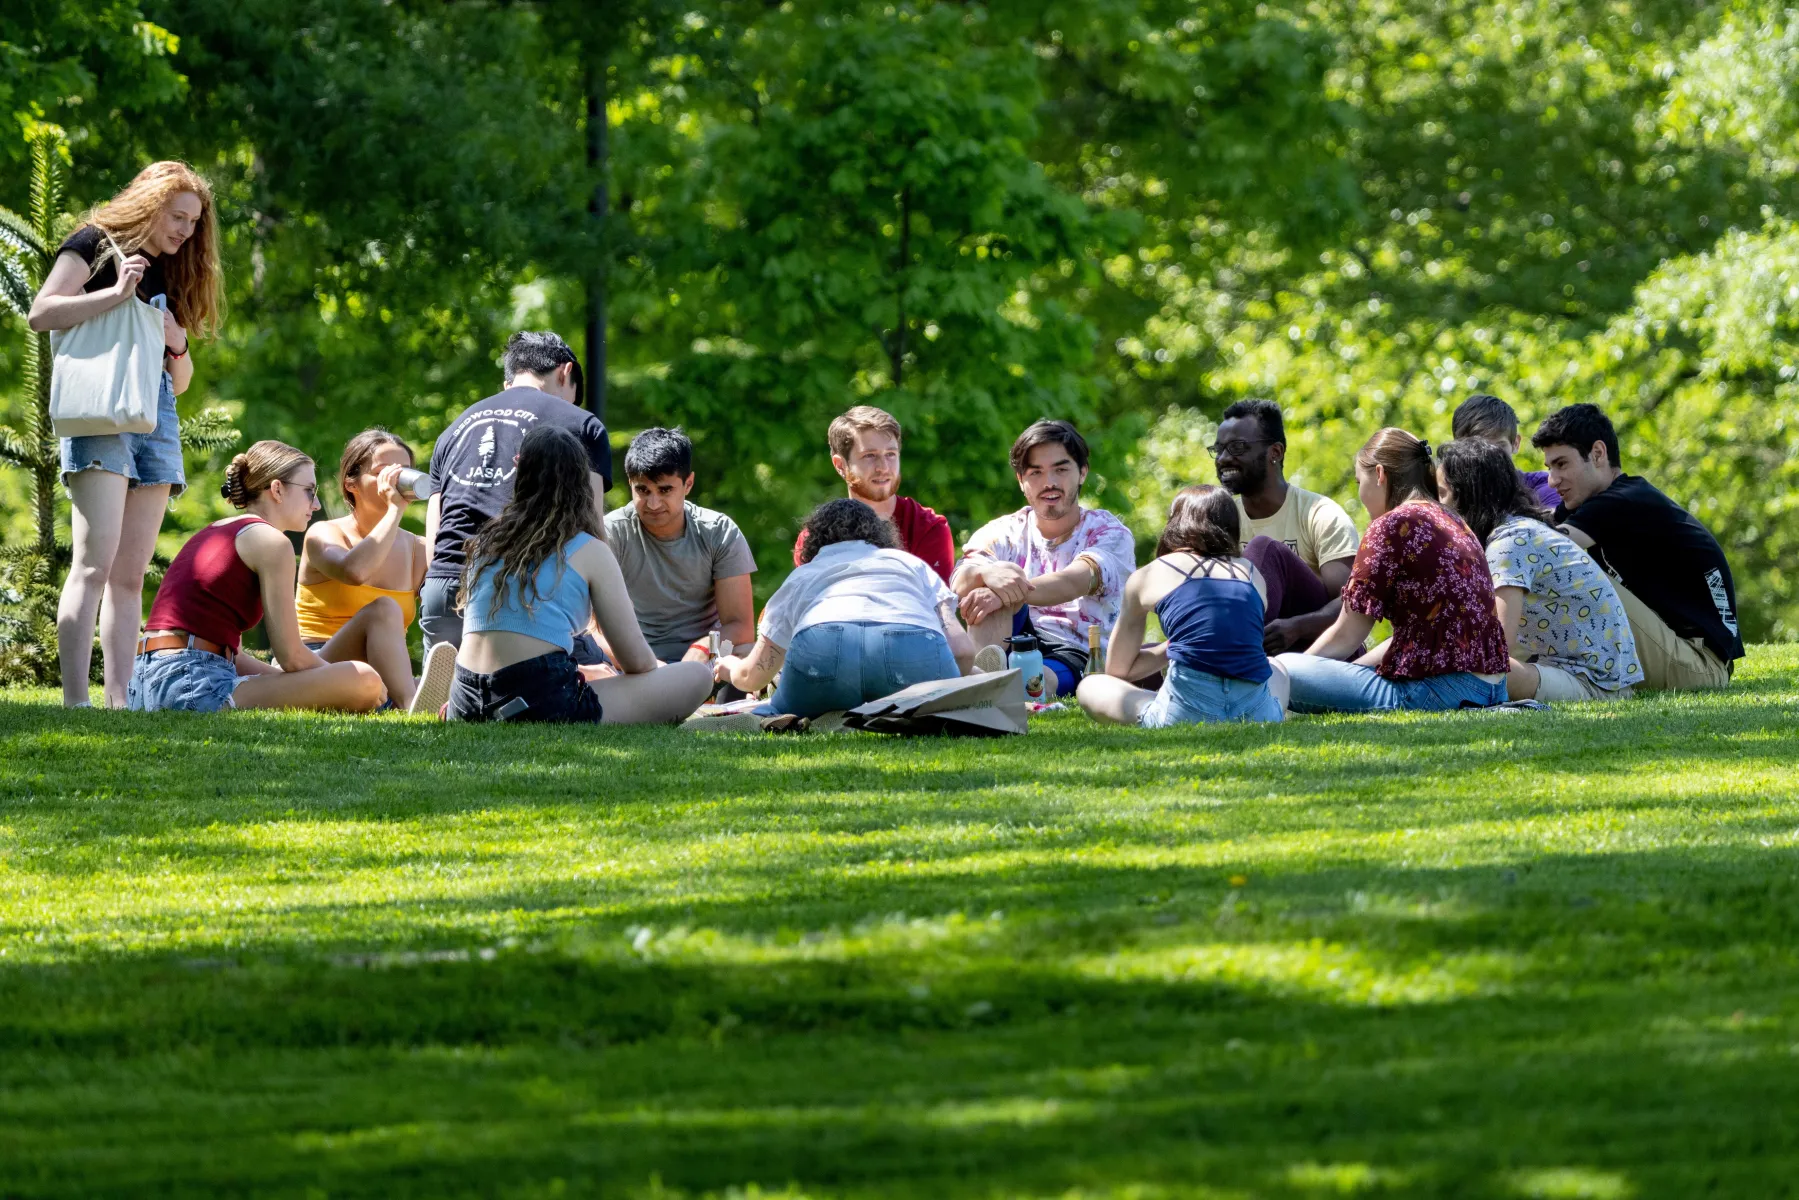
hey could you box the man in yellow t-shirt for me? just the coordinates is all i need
[1212,399,1360,653]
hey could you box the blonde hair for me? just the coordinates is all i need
[85,160,223,338]
[827,405,903,460]
[222,441,312,509]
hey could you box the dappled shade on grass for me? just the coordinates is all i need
[3,651,1799,1195]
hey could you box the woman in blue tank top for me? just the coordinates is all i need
[1076,485,1288,727]
[444,425,714,724]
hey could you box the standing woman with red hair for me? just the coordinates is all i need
[28,161,223,707]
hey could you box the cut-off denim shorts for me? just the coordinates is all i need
[60,369,185,496]
[448,650,603,724]
[126,648,241,713]
[1139,661,1284,728]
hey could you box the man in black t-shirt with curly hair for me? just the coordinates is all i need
[1532,403,1742,690]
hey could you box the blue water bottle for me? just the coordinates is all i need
[1006,633,1048,703]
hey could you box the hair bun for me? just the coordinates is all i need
[221,455,248,508]
[1418,438,1433,459]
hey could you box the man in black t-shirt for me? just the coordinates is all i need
[1531,403,1743,690]
[421,331,613,651]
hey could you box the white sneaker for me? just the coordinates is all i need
[972,645,1006,675]
[409,641,458,717]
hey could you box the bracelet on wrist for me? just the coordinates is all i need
[166,344,188,360]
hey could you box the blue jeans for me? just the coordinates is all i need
[1140,662,1284,727]
[1275,653,1508,714]
[769,621,959,717]
[60,370,185,495]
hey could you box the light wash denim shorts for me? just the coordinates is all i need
[126,648,241,713]
[1140,661,1284,727]
[60,370,185,496]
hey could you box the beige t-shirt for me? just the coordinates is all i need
[1234,485,1360,573]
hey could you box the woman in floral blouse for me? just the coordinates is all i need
[1275,428,1511,713]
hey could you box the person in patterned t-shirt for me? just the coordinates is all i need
[1436,438,1641,703]
[1275,428,1511,713]
[953,420,1137,698]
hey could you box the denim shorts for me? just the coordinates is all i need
[448,650,602,724]
[1140,661,1284,728]
[60,370,185,496]
[126,648,241,713]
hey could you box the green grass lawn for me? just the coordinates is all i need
[4,650,1799,1198]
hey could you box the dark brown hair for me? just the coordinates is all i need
[1156,485,1241,558]
[337,428,415,508]
[1356,427,1438,510]
[458,426,603,620]
[1436,438,1550,544]
[1009,419,1089,476]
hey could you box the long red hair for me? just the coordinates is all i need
[85,160,223,337]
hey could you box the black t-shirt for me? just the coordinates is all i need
[1556,474,1743,662]
[57,225,172,306]
[426,387,613,581]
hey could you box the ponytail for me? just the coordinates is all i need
[1355,427,1438,510]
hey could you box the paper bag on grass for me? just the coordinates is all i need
[843,669,1027,737]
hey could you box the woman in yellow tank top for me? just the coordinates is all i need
[296,429,428,707]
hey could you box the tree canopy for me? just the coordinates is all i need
[4,0,1796,634]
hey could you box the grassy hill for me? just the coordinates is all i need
[3,649,1798,1197]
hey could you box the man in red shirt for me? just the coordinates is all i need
[792,405,955,582]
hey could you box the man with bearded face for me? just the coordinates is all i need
[952,420,1137,698]
[792,406,955,583]
[1212,399,1360,653]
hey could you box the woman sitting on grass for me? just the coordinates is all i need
[128,441,389,713]
[294,428,427,708]
[1077,485,1287,727]
[449,424,713,724]
[1275,428,1511,713]
[713,498,974,717]
[1436,438,1642,702]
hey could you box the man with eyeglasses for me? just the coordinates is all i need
[1211,399,1359,653]
[421,331,613,653]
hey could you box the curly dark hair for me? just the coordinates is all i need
[1437,437,1550,544]
[797,498,900,563]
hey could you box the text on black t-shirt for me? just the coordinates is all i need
[426,387,613,581]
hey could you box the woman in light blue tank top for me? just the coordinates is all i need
[445,426,714,724]
[1077,485,1288,728]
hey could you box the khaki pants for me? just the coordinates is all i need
[1612,579,1731,692]
[1533,663,1632,703]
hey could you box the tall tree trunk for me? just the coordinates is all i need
[892,186,910,388]
[584,43,609,419]
[29,328,54,558]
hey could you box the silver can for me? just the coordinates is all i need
[395,467,436,501]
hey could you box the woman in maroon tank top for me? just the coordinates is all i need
[128,441,390,713]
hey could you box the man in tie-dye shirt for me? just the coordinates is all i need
[953,420,1137,697]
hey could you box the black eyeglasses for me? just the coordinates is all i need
[1208,438,1271,460]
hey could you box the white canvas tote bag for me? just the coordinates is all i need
[48,229,164,437]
